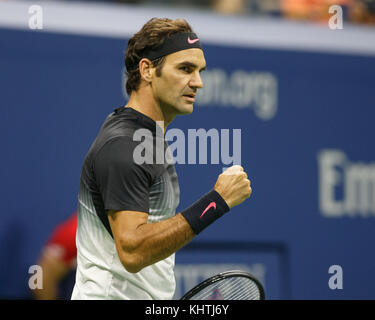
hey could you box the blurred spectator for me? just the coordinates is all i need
[349,0,375,24]
[281,0,375,25]
[31,212,77,300]
[140,0,212,10]
[281,0,351,24]
[12,0,375,25]
[212,0,281,16]
[212,0,246,14]
[7,0,374,26]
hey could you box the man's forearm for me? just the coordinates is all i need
[118,213,195,272]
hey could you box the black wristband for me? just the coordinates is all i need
[181,189,230,235]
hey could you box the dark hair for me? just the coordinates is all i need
[124,18,194,96]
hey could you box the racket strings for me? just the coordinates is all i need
[189,276,262,300]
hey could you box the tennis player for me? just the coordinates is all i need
[71,18,252,300]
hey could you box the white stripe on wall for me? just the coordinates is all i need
[1,0,375,57]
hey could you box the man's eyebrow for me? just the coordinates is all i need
[178,61,207,72]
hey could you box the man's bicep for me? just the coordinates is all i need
[108,210,148,248]
[108,210,148,232]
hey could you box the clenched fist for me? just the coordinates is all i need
[214,165,252,209]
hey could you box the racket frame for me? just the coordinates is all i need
[180,270,266,300]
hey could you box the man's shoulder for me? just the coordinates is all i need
[100,109,140,139]
[88,109,141,155]
[83,106,168,175]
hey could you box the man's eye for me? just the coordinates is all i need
[180,66,191,73]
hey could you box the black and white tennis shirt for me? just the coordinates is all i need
[71,106,180,300]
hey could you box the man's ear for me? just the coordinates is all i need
[139,58,154,83]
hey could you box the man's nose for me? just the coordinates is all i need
[189,72,203,89]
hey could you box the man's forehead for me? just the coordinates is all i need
[166,48,206,67]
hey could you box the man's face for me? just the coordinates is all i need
[151,48,206,116]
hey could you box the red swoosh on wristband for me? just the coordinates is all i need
[200,202,217,218]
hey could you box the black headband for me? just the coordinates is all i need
[126,32,202,72]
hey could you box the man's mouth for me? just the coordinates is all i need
[183,93,196,102]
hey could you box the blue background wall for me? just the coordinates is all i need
[1,26,374,299]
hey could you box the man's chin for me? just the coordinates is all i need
[179,103,194,115]
[163,102,194,116]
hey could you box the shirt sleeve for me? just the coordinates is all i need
[93,136,154,213]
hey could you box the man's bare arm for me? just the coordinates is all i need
[108,210,195,273]
[109,165,251,273]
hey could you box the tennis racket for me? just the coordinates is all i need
[180,270,265,300]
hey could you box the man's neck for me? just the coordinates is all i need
[126,90,175,132]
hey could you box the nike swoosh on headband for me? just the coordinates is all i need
[188,37,200,44]
[200,202,217,218]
